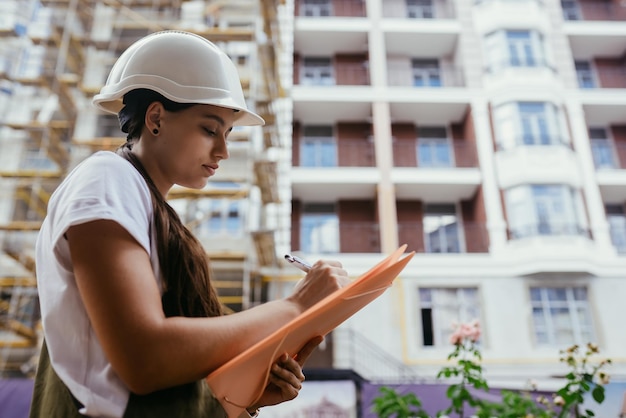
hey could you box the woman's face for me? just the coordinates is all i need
[146,103,237,193]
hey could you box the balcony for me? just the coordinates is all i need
[563,4,626,60]
[576,66,626,89]
[494,143,580,190]
[297,219,380,254]
[398,221,489,253]
[595,141,626,203]
[392,139,478,168]
[295,0,366,17]
[508,221,590,240]
[562,1,626,21]
[382,0,456,19]
[294,18,369,57]
[295,61,370,87]
[295,138,375,168]
[296,220,489,254]
[387,63,465,88]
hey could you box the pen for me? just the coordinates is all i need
[284,254,312,273]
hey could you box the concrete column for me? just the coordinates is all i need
[367,0,398,253]
[565,100,615,253]
[471,99,508,251]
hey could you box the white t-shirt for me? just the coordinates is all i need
[36,151,161,418]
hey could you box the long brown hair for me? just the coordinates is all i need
[117,89,223,318]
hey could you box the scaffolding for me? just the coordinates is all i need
[0,0,286,376]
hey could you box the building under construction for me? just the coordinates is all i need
[0,0,292,376]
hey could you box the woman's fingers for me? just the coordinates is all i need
[293,335,323,366]
[290,260,350,311]
[266,355,303,399]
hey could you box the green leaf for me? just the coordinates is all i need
[592,385,605,403]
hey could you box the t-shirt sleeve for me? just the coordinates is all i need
[49,152,153,255]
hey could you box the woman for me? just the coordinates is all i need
[30,31,349,417]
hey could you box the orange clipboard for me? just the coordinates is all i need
[205,245,415,417]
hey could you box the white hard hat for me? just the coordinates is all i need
[92,30,264,126]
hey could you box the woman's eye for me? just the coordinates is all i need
[204,128,216,136]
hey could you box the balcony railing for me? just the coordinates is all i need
[296,0,366,17]
[393,139,478,168]
[298,138,375,167]
[508,221,590,240]
[334,328,419,381]
[382,0,456,19]
[609,224,626,254]
[299,220,489,254]
[495,135,572,151]
[299,220,380,253]
[592,67,626,89]
[484,58,556,75]
[562,1,626,21]
[299,62,370,86]
[398,221,490,253]
[597,141,626,170]
[387,65,465,87]
[591,140,618,169]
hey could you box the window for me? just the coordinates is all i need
[519,102,552,145]
[301,57,334,86]
[423,204,461,253]
[301,125,336,167]
[301,0,332,16]
[493,101,567,149]
[575,61,595,88]
[13,44,47,80]
[485,30,547,72]
[589,127,616,169]
[419,288,480,347]
[417,126,452,167]
[20,140,57,171]
[193,198,244,236]
[505,185,585,239]
[530,287,594,346]
[301,203,339,253]
[406,0,434,18]
[561,0,580,20]
[411,59,441,87]
[606,205,626,253]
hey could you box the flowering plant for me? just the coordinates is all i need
[437,320,487,417]
[372,321,612,418]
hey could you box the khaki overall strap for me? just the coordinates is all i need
[29,340,227,418]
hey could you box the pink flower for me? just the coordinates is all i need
[449,320,481,345]
[449,329,464,345]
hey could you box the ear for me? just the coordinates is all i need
[145,101,164,133]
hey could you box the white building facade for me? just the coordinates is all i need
[285,0,626,390]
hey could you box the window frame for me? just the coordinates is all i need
[406,0,435,19]
[529,286,595,347]
[505,184,586,239]
[418,287,481,347]
[300,203,339,254]
[493,101,568,150]
[411,58,442,87]
[300,125,337,167]
[423,203,463,253]
[300,0,333,17]
[301,56,334,86]
[575,60,596,89]
[484,29,549,73]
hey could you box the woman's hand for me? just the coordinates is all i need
[248,335,324,411]
[288,260,350,313]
